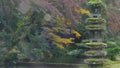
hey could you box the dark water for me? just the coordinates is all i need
[0,64,87,68]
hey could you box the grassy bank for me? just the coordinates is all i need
[104,60,120,68]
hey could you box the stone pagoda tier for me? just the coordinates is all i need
[84,0,107,68]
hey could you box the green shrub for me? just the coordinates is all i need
[105,37,120,60]
[2,48,20,64]
[106,47,120,60]
[31,48,52,61]
[67,49,84,56]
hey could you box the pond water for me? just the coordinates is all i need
[1,64,87,68]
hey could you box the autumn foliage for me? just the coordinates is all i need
[50,33,74,49]
[74,8,91,16]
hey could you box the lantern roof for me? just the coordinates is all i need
[88,0,102,5]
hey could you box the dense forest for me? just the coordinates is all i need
[0,0,120,68]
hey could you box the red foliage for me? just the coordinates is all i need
[108,22,120,32]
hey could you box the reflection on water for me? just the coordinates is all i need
[1,64,82,68]
[1,66,77,68]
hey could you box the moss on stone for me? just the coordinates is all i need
[85,51,106,57]
[85,59,104,64]
[88,0,102,5]
[86,25,101,28]
[86,18,106,24]
[86,25,103,30]
[86,42,107,47]
[87,18,102,21]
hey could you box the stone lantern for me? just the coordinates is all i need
[84,0,107,68]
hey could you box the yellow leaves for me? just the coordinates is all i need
[61,38,74,45]
[53,42,64,49]
[71,30,81,38]
[50,33,74,49]
[55,15,73,26]
[56,15,65,24]
[24,15,29,20]
[50,33,74,44]
[74,8,91,16]
[52,27,63,32]
[66,20,72,26]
